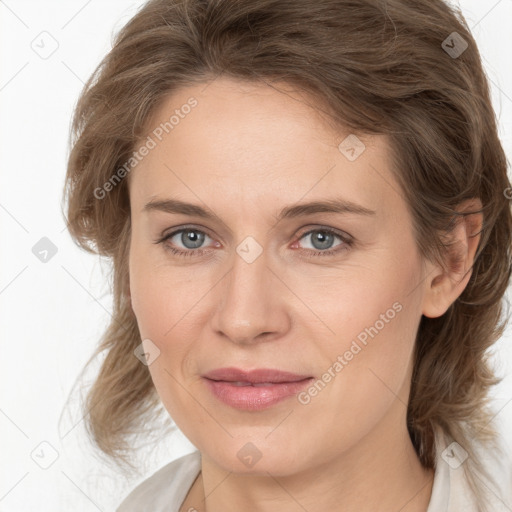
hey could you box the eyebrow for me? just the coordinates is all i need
[143,197,376,221]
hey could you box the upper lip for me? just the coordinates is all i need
[202,367,313,384]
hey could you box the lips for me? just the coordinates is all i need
[202,367,313,410]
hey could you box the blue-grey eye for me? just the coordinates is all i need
[302,230,339,251]
[179,229,206,249]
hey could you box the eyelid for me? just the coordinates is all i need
[157,224,216,244]
[295,224,352,241]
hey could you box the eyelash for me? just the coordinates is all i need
[154,225,353,259]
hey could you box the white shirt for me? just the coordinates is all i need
[116,427,512,511]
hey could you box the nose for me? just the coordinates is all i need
[209,245,290,345]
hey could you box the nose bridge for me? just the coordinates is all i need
[211,241,287,343]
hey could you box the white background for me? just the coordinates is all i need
[1,1,511,510]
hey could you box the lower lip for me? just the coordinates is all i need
[203,378,313,411]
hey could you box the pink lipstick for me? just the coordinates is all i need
[202,367,313,411]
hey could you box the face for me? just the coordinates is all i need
[127,77,431,475]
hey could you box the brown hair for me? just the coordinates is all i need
[61,0,511,507]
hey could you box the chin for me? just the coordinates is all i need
[202,438,306,476]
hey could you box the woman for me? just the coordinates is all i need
[62,0,512,510]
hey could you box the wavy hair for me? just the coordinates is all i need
[61,0,512,508]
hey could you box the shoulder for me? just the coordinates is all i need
[428,420,512,512]
[473,416,512,508]
[116,451,202,512]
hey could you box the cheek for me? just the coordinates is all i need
[296,298,419,454]
[129,260,199,419]
[129,271,167,339]
[323,296,415,394]
[308,253,423,408]
[315,259,419,357]
[129,240,182,338]
[128,249,204,377]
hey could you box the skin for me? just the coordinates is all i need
[127,77,482,512]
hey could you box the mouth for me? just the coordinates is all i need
[222,381,294,387]
[202,367,314,410]
[202,367,312,383]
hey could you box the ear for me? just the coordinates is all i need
[421,198,483,318]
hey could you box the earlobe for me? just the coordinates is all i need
[421,198,483,319]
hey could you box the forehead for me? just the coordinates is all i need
[128,77,401,221]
